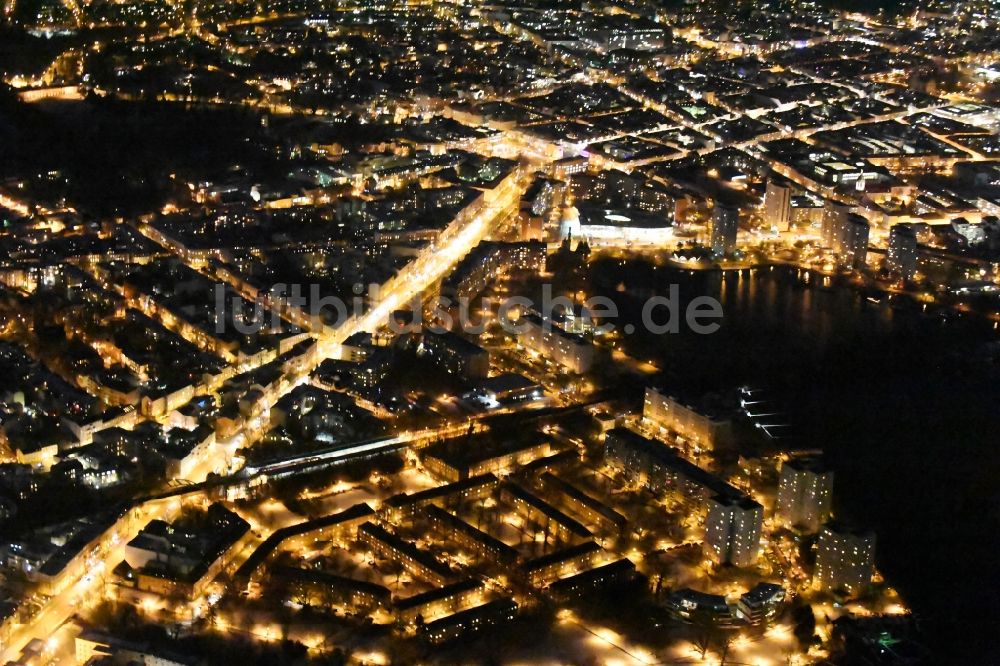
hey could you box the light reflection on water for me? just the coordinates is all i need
[601,261,995,394]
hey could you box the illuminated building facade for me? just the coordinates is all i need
[823,206,870,269]
[704,494,763,568]
[518,313,594,374]
[710,202,739,255]
[815,523,876,593]
[763,180,792,231]
[888,224,918,280]
[643,386,733,449]
[420,330,490,380]
[776,457,833,533]
[737,582,786,625]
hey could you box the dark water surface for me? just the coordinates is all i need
[595,261,1000,661]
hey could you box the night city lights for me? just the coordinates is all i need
[0,0,998,663]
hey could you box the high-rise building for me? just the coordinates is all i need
[821,202,850,248]
[775,457,833,532]
[887,224,918,280]
[711,203,739,255]
[840,214,870,269]
[763,181,792,231]
[823,206,869,269]
[705,494,763,567]
[815,523,875,593]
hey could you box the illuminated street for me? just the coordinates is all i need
[1,0,998,663]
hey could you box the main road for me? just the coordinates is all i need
[0,160,531,664]
[320,176,525,355]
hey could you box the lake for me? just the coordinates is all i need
[591,259,1000,662]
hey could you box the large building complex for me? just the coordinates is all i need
[604,428,737,500]
[643,386,733,449]
[559,205,674,246]
[442,240,546,300]
[518,313,594,374]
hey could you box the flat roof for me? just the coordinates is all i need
[384,473,499,508]
[272,566,391,600]
[394,578,482,611]
[546,559,635,592]
[501,483,591,538]
[605,428,742,499]
[425,505,519,560]
[541,472,627,528]
[359,522,453,579]
[235,503,374,582]
[522,541,602,573]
